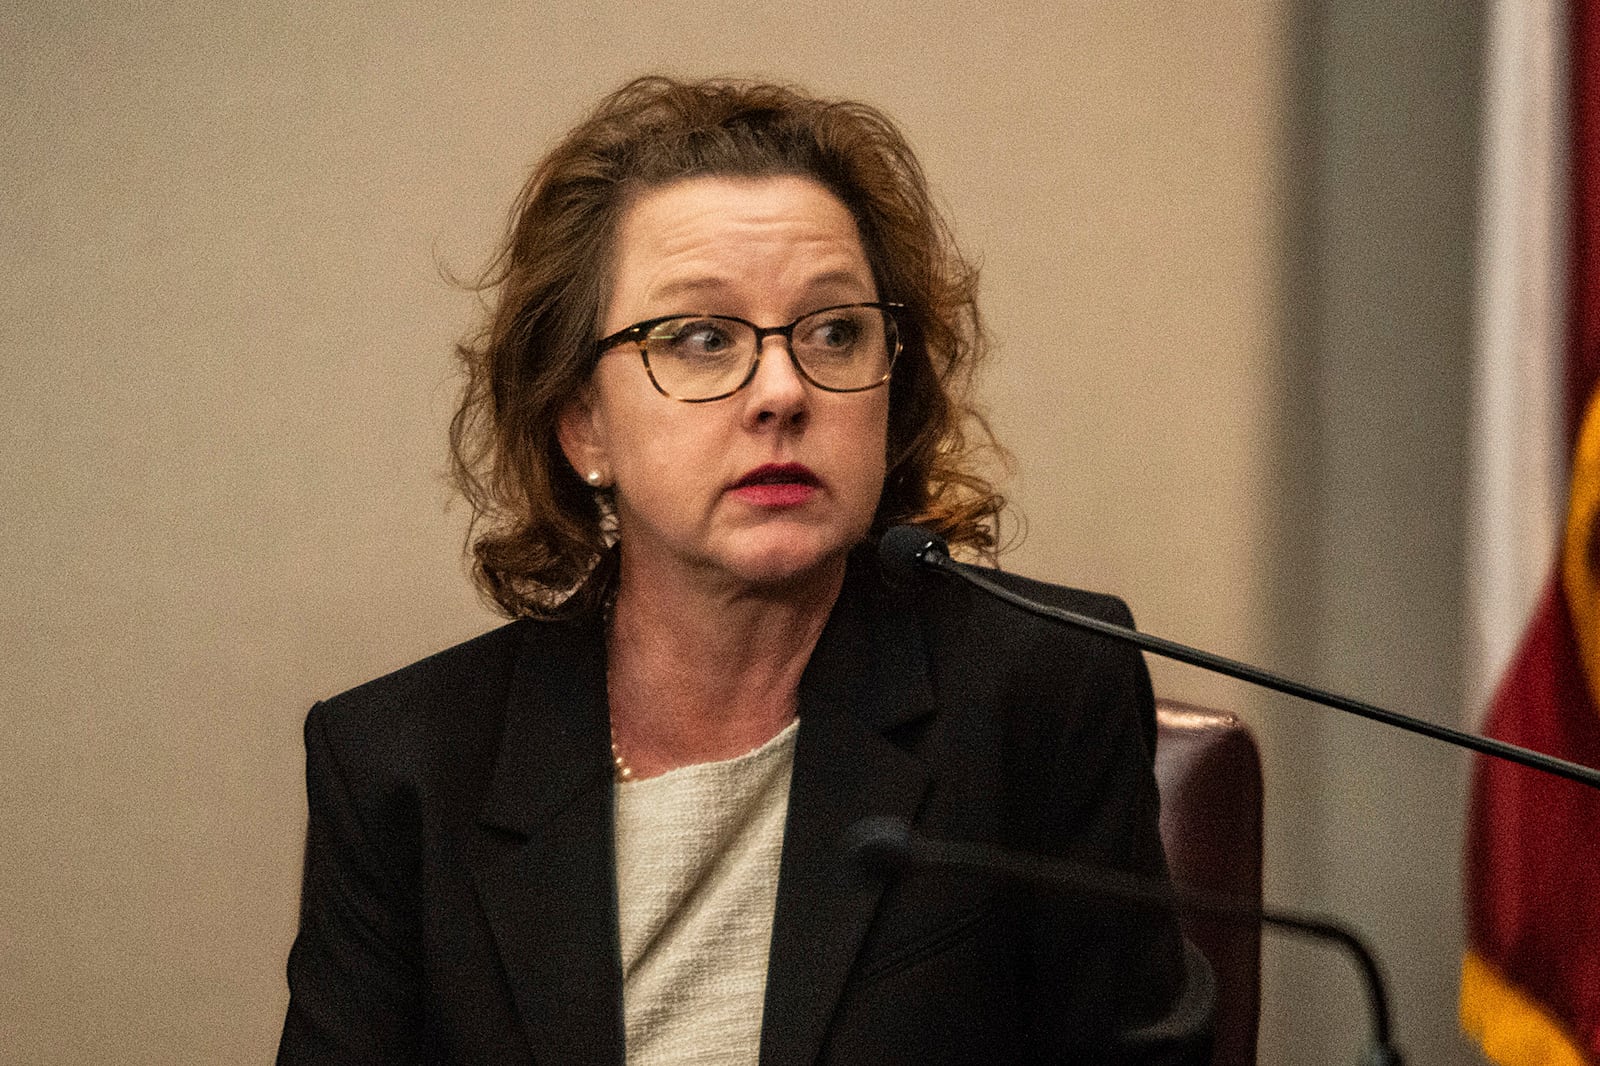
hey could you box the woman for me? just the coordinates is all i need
[279,76,1203,1065]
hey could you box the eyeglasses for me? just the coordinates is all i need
[593,302,905,403]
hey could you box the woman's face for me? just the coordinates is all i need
[559,174,890,594]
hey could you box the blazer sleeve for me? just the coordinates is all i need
[278,701,424,1065]
[1019,596,1211,1065]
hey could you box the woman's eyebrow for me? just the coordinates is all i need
[801,269,877,294]
[647,276,736,305]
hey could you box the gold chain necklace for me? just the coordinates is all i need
[610,728,635,782]
[603,591,635,783]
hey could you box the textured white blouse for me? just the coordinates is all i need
[613,719,800,1065]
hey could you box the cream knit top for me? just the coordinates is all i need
[613,719,799,1066]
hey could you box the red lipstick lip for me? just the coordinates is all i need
[728,463,822,490]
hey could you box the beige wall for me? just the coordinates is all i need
[3,2,1480,1063]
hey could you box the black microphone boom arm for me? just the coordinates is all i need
[886,527,1600,792]
[848,814,1403,1066]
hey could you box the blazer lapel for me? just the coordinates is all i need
[468,613,626,1066]
[759,562,937,1066]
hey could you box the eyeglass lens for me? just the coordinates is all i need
[640,305,896,401]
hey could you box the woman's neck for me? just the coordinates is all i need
[604,552,846,779]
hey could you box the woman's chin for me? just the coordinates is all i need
[617,520,866,596]
[714,533,856,592]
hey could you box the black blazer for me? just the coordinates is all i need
[279,552,1203,1065]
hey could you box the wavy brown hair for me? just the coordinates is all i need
[450,75,1008,616]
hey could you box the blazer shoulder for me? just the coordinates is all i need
[325,617,527,700]
[909,562,1137,648]
[311,618,550,744]
[301,616,600,808]
[903,561,1156,748]
[961,565,1136,629]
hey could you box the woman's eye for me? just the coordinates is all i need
[654,320,736,355]
[806,317,862,350]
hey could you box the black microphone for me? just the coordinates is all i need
[878,525,1600,791]
[878,524,952,585]
[844,815,1403,1066]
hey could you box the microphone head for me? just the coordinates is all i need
[878,525,950,585]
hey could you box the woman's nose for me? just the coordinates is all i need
[743,336,811,427]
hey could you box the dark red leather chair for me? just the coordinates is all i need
[1155,699,1264,1066]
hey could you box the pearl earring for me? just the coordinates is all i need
[586,470,603,485]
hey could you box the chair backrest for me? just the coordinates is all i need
[1154,699,1263,1066]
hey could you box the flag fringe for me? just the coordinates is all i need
[1561,392,1600,702]
[1462,951,1593,1066]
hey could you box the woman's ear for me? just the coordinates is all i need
[556,389,611,488]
